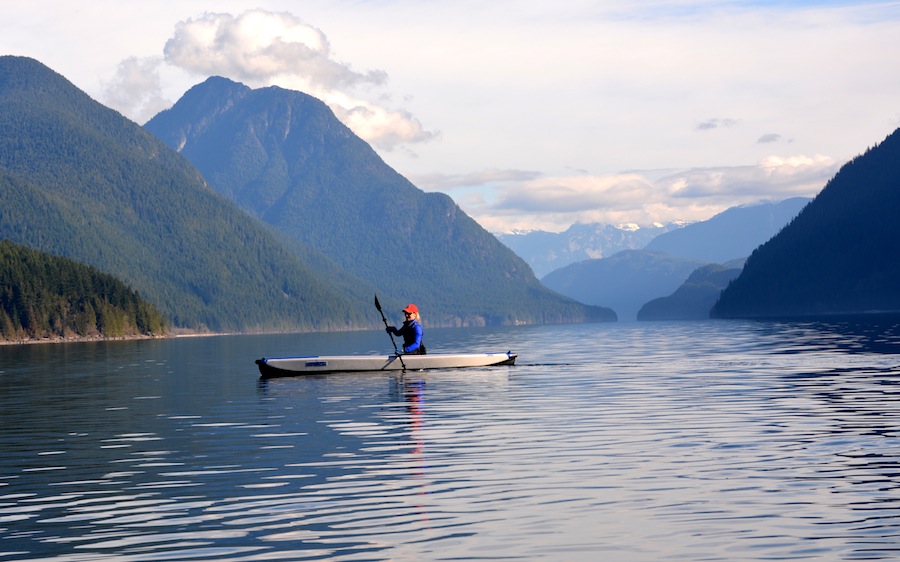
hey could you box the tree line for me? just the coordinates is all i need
[0,239,166,341]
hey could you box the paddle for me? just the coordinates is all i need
[374,294,406,370]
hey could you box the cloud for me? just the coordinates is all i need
[163,11,386,91]
[757,133,782,144]
[457,154,841,232]
[412,169,543,192]
[327,93,439,151]
[100,56,172,124]
[158,10,435,149]
[696,118,738,131]
[661,154,837,201]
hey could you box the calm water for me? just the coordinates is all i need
[2,320,900,561]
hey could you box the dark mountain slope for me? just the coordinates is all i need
[712,128,900,318]
[0,56,368,332]
[145,77,613,325]
[638,262,743,321]
[644,198,810,262]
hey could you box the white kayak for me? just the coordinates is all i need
[256,351,517,378]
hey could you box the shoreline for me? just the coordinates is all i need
[0,333,174,346]
[0,327,370,346]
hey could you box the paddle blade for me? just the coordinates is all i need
[374,294,382,312]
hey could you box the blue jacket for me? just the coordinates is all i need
[388,319,424,353]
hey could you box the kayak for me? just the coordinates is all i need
[256,351,517,378]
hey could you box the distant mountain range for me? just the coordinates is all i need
[0,56,611,334]
[645,197,811,262]
[638,262,743,321]
[497,198,811,279]
[713,128,900,318]
[531,199,809,321]
[542,250,708,321]
[495,222,682,278]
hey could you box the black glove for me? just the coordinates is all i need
[385,326,394,334]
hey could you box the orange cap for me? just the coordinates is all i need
[403,304,418,314]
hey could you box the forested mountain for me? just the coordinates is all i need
[637,262,743,321]
[643,198,810,263]
[144,77,613,325]
[712,128,900,318]
[1,239,166,340]
[541,250,706,321]
[0,56,370,332]
[496,222,681,278]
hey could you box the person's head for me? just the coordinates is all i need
[403,303,419,321]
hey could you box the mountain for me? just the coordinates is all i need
[1,239,166,340]
[495,222,682,278]
[0,56,371,332]
[637,262,743,321]
[541,250,707,321]
[712,129,900,318]
[496,198,806,279]
[644,198,810,263]
[144,77,613,326]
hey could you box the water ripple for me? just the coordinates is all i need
[3,322,900,560]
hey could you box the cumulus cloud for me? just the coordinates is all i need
[100,56,172,124]
[160,10,435,149]
[328,93,438,151]
[459,154,841,232]
[163,11,385,90]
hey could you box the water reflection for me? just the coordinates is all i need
[3,321,900,560]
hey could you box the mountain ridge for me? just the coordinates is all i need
[0,55,371,332]
[145,76,614,326]
[644,197,811,263]
[496,222,682,278]
[712,128,900,318]
[541,249,708,321]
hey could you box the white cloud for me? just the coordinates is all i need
[411,169,543,192]
[158,9,435,149]
[451,154,840,232]
[100,56,172,124]
[163,11,385,90]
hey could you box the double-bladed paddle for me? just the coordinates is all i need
[374,294,406,370]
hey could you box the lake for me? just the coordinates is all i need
[2,319,900,561]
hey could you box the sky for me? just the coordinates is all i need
[4,1,900,233]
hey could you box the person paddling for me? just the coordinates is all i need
[386,304,426,355]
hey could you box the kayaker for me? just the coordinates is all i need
[386,304,426,355]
